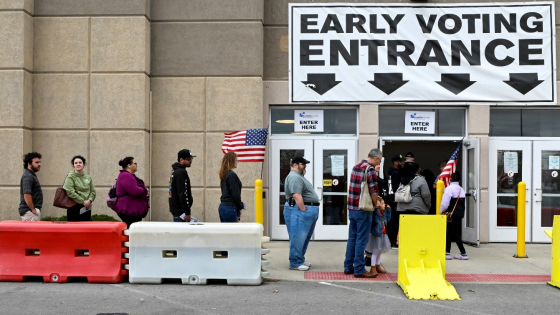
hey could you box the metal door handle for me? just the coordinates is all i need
[316,187,323,201]
[470,190,477,202]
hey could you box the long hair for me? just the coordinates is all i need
[219,152,237,181]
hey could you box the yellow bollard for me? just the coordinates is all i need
[436,180,444,215]
[254,179,263,225]
[545,216,560,289]
[514,181,528,258]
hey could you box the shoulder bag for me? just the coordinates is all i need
[394,176,418,203]
[53,177,77,209]
[446,197,461,222]
[358,166,374,212]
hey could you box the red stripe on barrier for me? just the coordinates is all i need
[0,221,129,283]
[304,272,551,283]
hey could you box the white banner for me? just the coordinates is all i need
[289,2,556,104]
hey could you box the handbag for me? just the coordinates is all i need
[53,177,77,209]
[358,166,374,212]
[446,197,461,222]
[394,176,418,203]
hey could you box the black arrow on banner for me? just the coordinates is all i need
[503,73,544,95]
[436,74,476,95]
[301,73,341,95]
[368,73,408,95]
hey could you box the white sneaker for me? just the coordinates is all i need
[303,261,311,267]
[289,264,310,271]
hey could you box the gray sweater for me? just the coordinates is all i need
[396,175,431,214]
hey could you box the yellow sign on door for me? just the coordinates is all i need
[323,179,332,186]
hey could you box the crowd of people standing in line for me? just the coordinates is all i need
[18,149,234,229]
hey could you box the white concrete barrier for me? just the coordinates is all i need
[126,222,269,285]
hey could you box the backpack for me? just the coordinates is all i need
[394,176,418,203]
[106,179,118,209]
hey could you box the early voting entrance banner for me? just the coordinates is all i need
[289,2,556,104]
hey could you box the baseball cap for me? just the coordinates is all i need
[405,152,414,158]
[178,149,196,160]
[391,154,404,162]
[291,156,310,165]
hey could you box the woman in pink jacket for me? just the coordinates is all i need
[440,172,468,260]
[113,156,149,228]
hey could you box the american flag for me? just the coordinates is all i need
[222,128,268,162]
[439,140,462,187]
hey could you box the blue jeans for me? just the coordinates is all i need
[284,203,319,268]
[344,210,373,275]
[219,205,238,222]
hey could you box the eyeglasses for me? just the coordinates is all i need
[186,158,193,161]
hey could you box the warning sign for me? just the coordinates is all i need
[289,2,556,104]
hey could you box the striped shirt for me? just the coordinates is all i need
[348,160,379,211]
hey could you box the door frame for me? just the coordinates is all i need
[313,139,357,240]
[488,140,532,242]
[268,136,357,240]
[462,137,480,246]
[531,141,560,243]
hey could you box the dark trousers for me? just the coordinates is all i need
[388,203,399,246]
[446,219,466,254]
[67,204,91,222]
[117,213,142,228]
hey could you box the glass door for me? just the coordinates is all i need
[313,140,356,240]
[462,138,479,246]
[489,140,532,242]
[532,141,560,243]
[269,139,313,240]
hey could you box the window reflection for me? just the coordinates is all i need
[322,150,348,226]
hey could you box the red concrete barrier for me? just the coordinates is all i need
[0,221,128,283]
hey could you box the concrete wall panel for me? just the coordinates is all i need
[152,77,205,132]
[264,0,341,26]
[206,77,263,131]
[0,70,31,127]
[151,0,263,21]
[0,12,26,68]
[0,0,33,12]
[263,80,289,105]
[34,0,150,17]
[0,187,22,221]
[89,131,149,186]
[263,26,288,80]
[358,135,378,162]
[91,17,150,72]
[91,74,149,130]
[33,131,89,186]
[0,129,31,185]
[151,132,205,187]
[33,74,88,129]
[359,104,378,135]
[34,17,89,72]
[151,22,263,76]
[468,105,490,135]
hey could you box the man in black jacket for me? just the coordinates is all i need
[388,154,404,248]
[169,149,195,222]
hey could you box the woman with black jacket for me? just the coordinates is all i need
[218,152,244,222]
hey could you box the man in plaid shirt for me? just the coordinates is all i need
[344,148,382,278]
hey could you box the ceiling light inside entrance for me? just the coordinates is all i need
[276,120,295,124]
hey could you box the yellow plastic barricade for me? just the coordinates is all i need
[397,215,460,300]
[545,215,560,289]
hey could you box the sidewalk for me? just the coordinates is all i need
[264,241,552,282]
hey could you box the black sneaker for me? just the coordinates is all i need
[365,256,371,266]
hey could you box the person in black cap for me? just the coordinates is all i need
[387,154,404,249]
[169,149,195,222]
[283,156,320,271]
[405,152,415,162]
